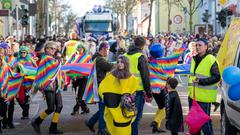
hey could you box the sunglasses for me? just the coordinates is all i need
[48,47,57,50]
[21,51,27,54]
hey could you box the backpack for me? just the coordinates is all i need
[121,93,137,118]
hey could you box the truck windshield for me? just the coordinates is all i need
[85,21,112,32]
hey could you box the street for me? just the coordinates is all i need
[3,76,221,135]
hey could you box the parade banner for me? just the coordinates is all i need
[217,18,240,73]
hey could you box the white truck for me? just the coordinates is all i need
[77,12,116,38]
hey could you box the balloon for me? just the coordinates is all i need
[222,66,240,85]
[228,84,240,101]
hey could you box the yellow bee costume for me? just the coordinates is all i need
[99,73,139,135]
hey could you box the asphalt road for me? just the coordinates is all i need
[2,75,221,135]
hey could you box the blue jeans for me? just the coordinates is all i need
[188,97,214,135]
[131,91,145,135]
[88,101,106,130]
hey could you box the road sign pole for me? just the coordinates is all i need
[16,0,19,40]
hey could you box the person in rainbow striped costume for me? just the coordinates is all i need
[0,46,23,133]
[148,43,185,133]
[68,42,92,115]
[31,41,64,134]
[11,46,37,120]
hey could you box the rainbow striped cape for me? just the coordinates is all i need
[18,65,38,91]
[0,64,23,100]
[4,55,15,66]
[34,54,61,91]
[149,48,185,93]
[64,53,92,77]
[82,63,99,104]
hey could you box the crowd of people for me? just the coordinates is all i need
[0,32,222,135]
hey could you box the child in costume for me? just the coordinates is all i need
[31,41,64,134]
[149,43,184,133]
[99,55,139,135]
[165,77,184,135]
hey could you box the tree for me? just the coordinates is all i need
[106,0,146,32]
[63,10,77,37]
[147,0,154,35]
[177,0,203,33]
[162,0,179,32]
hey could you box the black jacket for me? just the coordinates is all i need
[193,53,221,86]
[165,91,184,132]
[127,45,152,97]
[92,52,113,85]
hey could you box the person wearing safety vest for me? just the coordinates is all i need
[62,32,79,91]
[188,38,220,135]
[124,36,153,135]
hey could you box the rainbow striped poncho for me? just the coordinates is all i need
[149,48,185,94]
[4,55,16,66]
[0,64,23,101]
[64,53,92,77]
[13,57,37,91]
[34,54,62,91]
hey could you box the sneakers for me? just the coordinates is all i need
[81,108,90,114]
[150,121,166,133]
[84,120,95,132]
[8,123,15,129]
[71,110,79,116]
[49,129,63,134]
[21,116,29,120]
[31,121,41,134]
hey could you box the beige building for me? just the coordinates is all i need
[131,0,202,36]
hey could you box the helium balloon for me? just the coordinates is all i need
[222,66,240,85]
[228,84,240,101]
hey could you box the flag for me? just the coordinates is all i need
[149,48,185,93]
[67,53,92,64]
[61,63,93,76]
[175,64,191,75]
[82,63,99,104]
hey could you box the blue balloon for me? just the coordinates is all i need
[228,84,240,101]
[222,66,240,85]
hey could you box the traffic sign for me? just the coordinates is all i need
[173,15,183,24]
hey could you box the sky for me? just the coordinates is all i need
[67,0,106,17]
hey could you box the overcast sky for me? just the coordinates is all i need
[68,0,106,17]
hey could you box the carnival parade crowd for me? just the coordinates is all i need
[0,32,222,135]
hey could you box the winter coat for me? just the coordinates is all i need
[165,91,184,132]
[92,52,113,85]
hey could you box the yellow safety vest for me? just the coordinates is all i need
[65,40,78,60]
[188,54,219,103]
[125,53,144,91]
